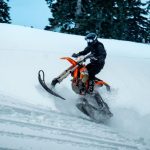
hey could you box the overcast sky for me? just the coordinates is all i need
[9,0,50,29]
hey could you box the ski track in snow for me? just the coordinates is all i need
[0,93,149,150]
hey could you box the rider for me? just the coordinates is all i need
[72,32,107,93]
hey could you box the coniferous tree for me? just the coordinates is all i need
[45,0,116,37]
[112,0,128,40]
[145,0,150,43]
[45,0,150,43]
[125,0,149,42]
[103,0,150,43]
[0,0,11,23]
[45,0,76,32]
[112,0,150,43]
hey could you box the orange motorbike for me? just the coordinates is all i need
[38,54,113,122]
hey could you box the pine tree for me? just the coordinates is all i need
[145,0,150,43]
[111,0,128,40]
[45,0,116,37]
[45,0,149,43]
[0,0,11,23]
[125,0,149,43]
[75,0,115,38]
[45,0,77,32]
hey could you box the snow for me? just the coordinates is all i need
[0,23,150,149]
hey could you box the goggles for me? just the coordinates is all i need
[86,39,94,43]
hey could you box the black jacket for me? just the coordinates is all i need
[78,40,106,63]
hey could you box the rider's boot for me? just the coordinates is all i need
[87,80,95,94]
[79,73,89,95]
[78,79,86,95]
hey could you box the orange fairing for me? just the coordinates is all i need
[61,57,78,79]
[61,57,77,66]
[73,68,78,79]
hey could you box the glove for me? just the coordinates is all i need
[72,53,79,58]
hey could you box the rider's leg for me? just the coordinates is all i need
[86,63,103,94]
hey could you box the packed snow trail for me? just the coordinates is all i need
[0,93,148,150]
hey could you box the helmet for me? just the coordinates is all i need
[85,33,97,44]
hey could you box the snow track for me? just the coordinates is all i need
[0,94,148,150]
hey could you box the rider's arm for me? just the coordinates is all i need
[78,47,91,56]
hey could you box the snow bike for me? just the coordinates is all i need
[38,54,113,122]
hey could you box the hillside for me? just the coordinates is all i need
[0,23,150,149]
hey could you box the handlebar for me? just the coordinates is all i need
[76,54,93,64]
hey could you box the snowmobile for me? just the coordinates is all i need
[38,54,113,122]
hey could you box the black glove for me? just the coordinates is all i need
[72,53,79,58]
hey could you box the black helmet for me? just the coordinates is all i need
[85,33,97,44]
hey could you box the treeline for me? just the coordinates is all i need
[45,0,150,43]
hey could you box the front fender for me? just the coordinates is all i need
[61,57,77,66]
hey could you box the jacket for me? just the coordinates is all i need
[78,40,107,63]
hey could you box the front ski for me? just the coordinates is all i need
[38,70,66,100]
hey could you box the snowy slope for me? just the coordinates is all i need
[0,23,150,150]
